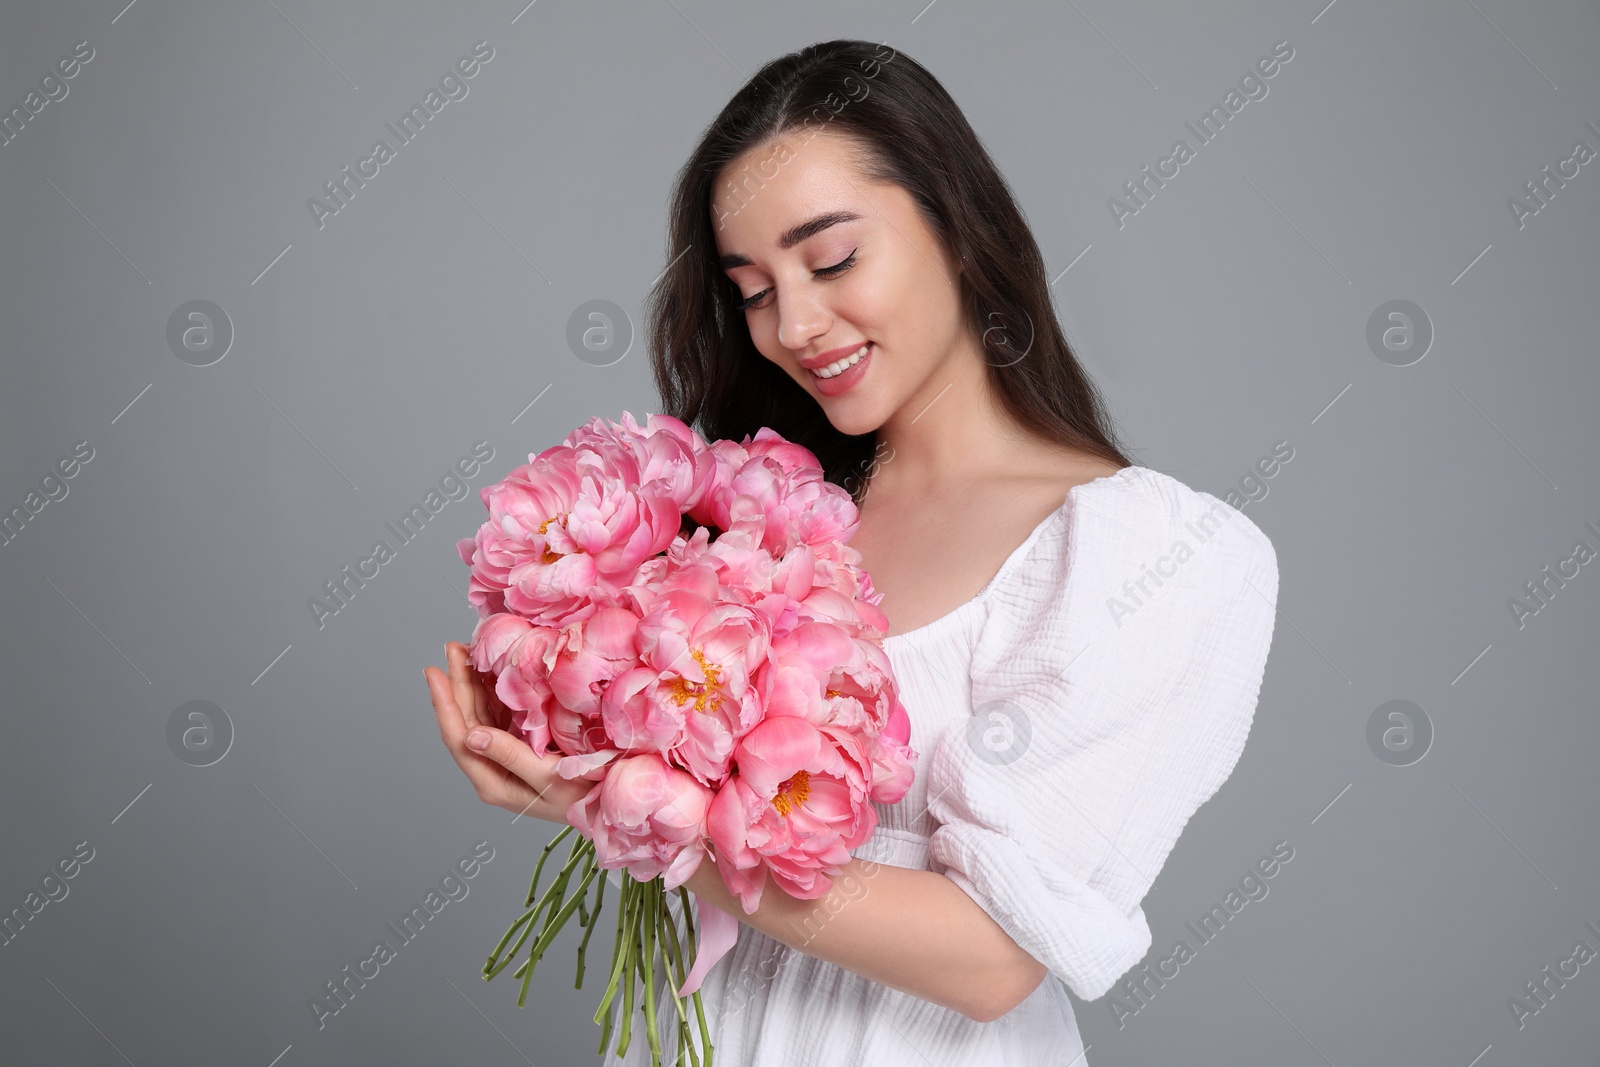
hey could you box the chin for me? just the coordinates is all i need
[819,402,887,438]
[789,366,890,436]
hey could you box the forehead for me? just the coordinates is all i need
[711,128,871,258]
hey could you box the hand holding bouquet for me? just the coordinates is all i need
[453,413,917,1065]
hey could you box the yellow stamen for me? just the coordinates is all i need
[538,515,566,565]
[771,770,810,817]
[664,648,725,715]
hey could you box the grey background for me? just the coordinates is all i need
[2,0,1597,1064]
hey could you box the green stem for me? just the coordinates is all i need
[515,861,600,1007]
[525,824,575,907]
[486,836,595,981]
[483,906,536,977]
[526,828,587,930]
[518,835,592,972]
[595,877,639,1057]
[656,888,701,1067]
[576,844,597,925]
[678,887,714,1067]
[640,879,661,1064]
[575,862,607,989]
[527,862,600,968]
[484,906,540,980]
[595,876,636,1021]
[543,835,592,914]
[483,833,712,1067]
[619,891,637,1059]
[486,831,572,975]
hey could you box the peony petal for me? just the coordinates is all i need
[555,750,617,780]
[735,717,824,797]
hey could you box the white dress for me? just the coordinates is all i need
[616,465,1279,1065]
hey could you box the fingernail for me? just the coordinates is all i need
[467,730,491,751]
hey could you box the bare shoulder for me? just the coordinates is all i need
[980,447,1130,548]
[1024,447,1128,505]
[929,447,1127,563]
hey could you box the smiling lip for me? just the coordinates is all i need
[807,343,872,398]
[799,342,870,371]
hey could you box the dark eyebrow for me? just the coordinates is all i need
[718,210,864,269]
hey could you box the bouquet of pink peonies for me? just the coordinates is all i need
[457,412,917,1066]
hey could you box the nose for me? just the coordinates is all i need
[775,286,831,355]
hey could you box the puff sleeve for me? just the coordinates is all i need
[925,471,1279,1002]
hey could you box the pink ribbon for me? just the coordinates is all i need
[676,892,739,998]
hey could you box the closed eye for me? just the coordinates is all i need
[736,249,858,312]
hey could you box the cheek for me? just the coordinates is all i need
[831,272,897,341]
[868,253,957,343]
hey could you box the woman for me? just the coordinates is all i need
[425,38,1279,1065]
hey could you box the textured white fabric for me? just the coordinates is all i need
[616,465,1279,1065]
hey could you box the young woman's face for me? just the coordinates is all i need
[711,127,970,437]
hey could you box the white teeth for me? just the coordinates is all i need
[811,343,869,378]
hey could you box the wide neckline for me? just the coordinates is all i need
[880,464,1146,648]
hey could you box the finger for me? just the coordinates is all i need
[428,663,495,770]
[446,641,489,731]
[425,664,470,749]
[426,669,539,805]
[482,681,512,732]
[443,642,472,727]
[465,725,588,816]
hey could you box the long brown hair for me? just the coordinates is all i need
[645,38,1132,503]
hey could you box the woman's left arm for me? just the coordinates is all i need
[679,851,1048,1023]
[430,637,1045,1021]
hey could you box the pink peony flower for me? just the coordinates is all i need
[460,616,561,754]
[458,412,917,879]
[755,621,887,726]
[740,425,822,475]
[600,595,770,786]
[467,613,537,677]
[567,411,719,515]
[704,715,879,913]
[769,467,861,550]
[568,753,713,891]
[457,442,685,624]
[864,704,916,805]
[463,413,924,1026]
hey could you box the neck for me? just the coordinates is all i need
[869,333,1031,498]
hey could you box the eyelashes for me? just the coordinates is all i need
[816,250,858,277]
[736,249,858,312]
